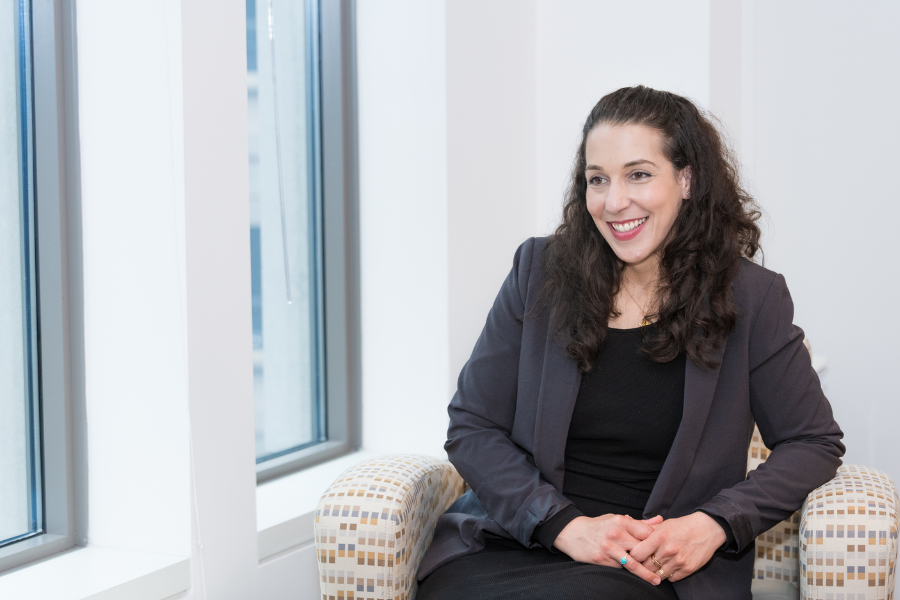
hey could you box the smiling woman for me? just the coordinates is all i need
[543,86,761,371]
[584,125,689,269]
[415,86,844,600]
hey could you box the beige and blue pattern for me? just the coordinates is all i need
[800,464,898,600]
[315,455,467,600]
[316,449,898,600]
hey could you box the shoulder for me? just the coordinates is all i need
[732,258,794,333]
[506,236,551,309]
[511,236,550,281]
[513,236,549,265]
[733,257,782,309]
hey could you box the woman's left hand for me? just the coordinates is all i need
[629,512,726,582]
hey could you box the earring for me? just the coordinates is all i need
[684,192,691,199]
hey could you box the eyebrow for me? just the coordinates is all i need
[585,159,658,171]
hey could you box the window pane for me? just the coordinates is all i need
[248,0,325,462]
[0,0,42,546]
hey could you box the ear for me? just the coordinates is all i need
[680,165,693,199]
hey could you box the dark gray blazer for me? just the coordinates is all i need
[418,237,844,599]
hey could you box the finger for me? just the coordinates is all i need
[642,559,665,580]
[643,558,671,580]
[641,515,664,526]
[620,552,662,586]
[623,518,657,542]
[629,535,661,563]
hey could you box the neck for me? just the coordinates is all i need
[622,255,661,290]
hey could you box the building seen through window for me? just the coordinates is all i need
[247,0,326,463]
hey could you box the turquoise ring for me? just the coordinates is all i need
[620,556,628,566]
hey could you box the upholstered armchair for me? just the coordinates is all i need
[315,450,897,600]
[315,345,899,600]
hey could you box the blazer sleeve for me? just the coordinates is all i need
[698,273,845,551]
[444,238,575,547]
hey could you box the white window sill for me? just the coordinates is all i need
[256,450,376,561]
[0,545,188,600]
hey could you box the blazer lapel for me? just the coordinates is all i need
[532,334,582,490]
[644,344,725,518]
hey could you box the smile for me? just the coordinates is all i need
[606,217,648,241]
[609,217,647,233]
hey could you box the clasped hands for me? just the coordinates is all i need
[552,512,726,586]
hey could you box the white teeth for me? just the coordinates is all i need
[611,217,647,233]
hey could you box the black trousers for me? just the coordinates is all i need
[417,537,679,600]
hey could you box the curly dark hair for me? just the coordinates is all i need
[541,85,762,372]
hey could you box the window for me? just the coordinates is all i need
[0,0,41,551]
[0,0,77,572]
[248,0,360,482]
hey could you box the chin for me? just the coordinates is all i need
[615,249,652,266]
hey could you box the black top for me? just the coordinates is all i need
[565,326,685,518]
[533,326,734,551]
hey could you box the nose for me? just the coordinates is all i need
[605,178,631,214]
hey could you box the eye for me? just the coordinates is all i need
[587,174,606,186]
[631,171,651,180]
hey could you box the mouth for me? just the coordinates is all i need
[609,217,647,233]
[607,217,648,240]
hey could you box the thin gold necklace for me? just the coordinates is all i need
[622,281,653,327]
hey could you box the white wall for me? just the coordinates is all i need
[534,0,712,235]
[446,0,538,393]
[744,1,900,482]
[356,0,450,458]
[77,0,191,557]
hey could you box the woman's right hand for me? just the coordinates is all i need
[553,514,664,586]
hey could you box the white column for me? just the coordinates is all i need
[182,0,260,597]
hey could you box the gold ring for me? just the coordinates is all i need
[650,555,669,579]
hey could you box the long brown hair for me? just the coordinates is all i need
[541,86,761,372]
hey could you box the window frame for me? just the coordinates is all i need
[255,0,360,483]
[0,0,81,573]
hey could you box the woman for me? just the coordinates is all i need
[416,86,844,600]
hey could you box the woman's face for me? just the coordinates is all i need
[584,123,690,271]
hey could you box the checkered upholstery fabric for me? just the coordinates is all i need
[315,455,467,600]
[749,432,900,599]
[799,465,899,599]
[316,451,897,600]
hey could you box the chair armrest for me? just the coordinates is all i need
[800,464,899,599]
[315,454,467,600]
